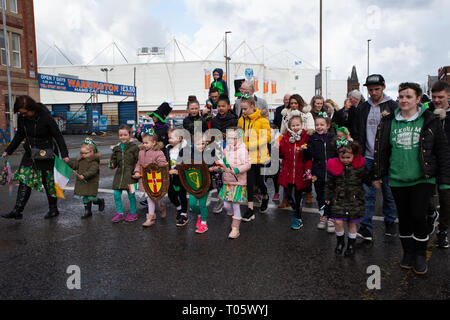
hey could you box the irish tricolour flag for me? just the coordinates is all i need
[54,156,73,199]
[128,183,139,194]
[215,157,231,169]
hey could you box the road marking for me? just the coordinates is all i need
[65,187,389,222]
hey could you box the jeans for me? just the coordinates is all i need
[361,157,397,231]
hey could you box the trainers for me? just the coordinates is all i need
[385,221,398,237]
[357,225,373,241]
[427,210,439,235]
[260,197,269,213]
[435,231,449,248]
[112,213,124,223]
[125,213,138,222]
[196,216,202,229]
[291,216,304,230]
[176,215,189,227]
[317,216,326,230]
[242,208,255,222]
[213,199,224,214]
[196,223,208,234]
[272,193,280,202]
[327,219,336,233]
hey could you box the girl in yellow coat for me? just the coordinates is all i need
[237,94,271,221]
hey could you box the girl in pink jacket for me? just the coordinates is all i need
[132,131,168,228]
[216,127,251,239]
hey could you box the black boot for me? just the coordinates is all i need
[344,238,356,257]
[413,239,429,275]
[44,205,60,219]
[81,202,93,219]
[44,179,59,219]
[400,237,415,270]
[335,235,345,255]
[2,183,31,220]
[93,198,105,212]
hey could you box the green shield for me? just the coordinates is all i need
[185,169,202,191]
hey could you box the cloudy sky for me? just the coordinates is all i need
[35,0,450,100]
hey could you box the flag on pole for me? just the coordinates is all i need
[215,157,231,169]
[204,69,211,90]
[128,183,139,194]
[54,156,73,199]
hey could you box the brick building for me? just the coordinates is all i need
[347,66,360,94]
[0,0,39,139]
[438,66,450,83]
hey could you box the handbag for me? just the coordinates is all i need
[24,119,55,161]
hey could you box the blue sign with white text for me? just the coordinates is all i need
[38,73,136,97]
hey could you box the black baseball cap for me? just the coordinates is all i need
[364,74,385,86]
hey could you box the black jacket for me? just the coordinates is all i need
[373,107,450,185]
[6,108,69,171]
[273,105,287,130]
[304,132,338,181]
[352,99,398,156]
[210,111,238,133]
[183,114,208,135]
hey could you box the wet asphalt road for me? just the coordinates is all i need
[0,164,449,301]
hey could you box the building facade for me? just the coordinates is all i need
[0,0,39,140]
[347,66,360,94]
[438,66,450,83]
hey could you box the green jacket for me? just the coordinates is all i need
[68,153,100,197]
[325,154,371,220]
[110,142,139,190]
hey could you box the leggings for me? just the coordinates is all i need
[391,183,434,241]
[224,201,242,220]
[247,164,268,202]
[114,189,137,215]
[168,183,187,213]
[189,192,209,222]
[314,180,330,217]
[146,194,160,215]
[287,184,304,219]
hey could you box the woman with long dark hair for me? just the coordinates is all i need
[1,95,69,220]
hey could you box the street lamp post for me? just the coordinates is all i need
[367,39,371,78]
[224,31,232,90]
[2,1,14,140]
[100,67,114,102]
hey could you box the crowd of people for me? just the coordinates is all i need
[2,73,450,276]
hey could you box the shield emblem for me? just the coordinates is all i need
[142,163,170,201]
[177,163,211,199]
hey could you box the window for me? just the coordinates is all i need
[11,33,20,68]
[8,0,17,13]
[0,31,6,66]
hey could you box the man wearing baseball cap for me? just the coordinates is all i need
[353,74,399,241]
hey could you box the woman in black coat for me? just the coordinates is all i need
[2,96,69,220]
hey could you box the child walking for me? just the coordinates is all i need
[187,135,216,234]
[132,130,168,227]
[305,113,337,232]
[216,127,251,239]
[167,128,189,227]
[278,112,313,230]
[325,139,370,257]
[237,95,271,220]
[109,125,140,223]
[68,138,105,219]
